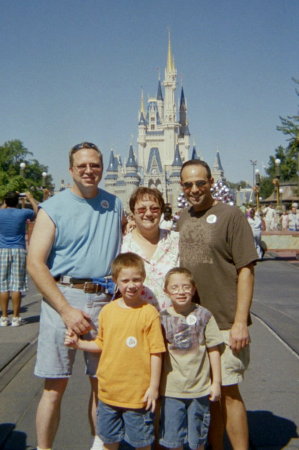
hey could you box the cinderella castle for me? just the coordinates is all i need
[104,37,225,211]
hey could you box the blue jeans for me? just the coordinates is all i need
[97,400,155,447]
[159,396,210,449]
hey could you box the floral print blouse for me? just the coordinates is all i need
[121,229,180,311]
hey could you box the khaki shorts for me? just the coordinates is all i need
[220,330,250,386]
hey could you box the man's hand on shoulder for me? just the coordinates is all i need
[60,304,92,335]
[229,322,250,353]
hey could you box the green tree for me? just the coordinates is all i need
[277,78,299,155]
[265,145,297,182]
[259,176,274,200]
[0,139,53,201]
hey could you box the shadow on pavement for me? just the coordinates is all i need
[0,423,27,450]
[247,410,298,449]
[22,315,40,325]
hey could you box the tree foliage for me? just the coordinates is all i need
[0,140,53,201]
[277,78,299,155]
[259,78,299,199]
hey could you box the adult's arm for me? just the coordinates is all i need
[27,209,92,335]
[25,191,39,215]
[229,263,255,353]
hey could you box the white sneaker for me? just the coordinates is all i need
[90,435,104,450]
[11,317,22,327]
[0,317,9,326]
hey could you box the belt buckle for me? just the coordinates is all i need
[84,282,102,294]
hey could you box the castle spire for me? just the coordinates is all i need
[179,87,190,137]
[157,80,163,101]
[140,89,145,115]
[167,32,175,73]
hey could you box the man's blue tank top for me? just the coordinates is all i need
[41,188,123,278]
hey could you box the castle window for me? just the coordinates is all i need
[151,125,155,130]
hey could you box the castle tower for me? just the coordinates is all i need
[212,151,224,182]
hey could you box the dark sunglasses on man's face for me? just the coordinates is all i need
[182,180,208,190]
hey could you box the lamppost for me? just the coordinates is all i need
[254,169,261,209]
[42,171,49,201]
[42,171,47,187]
[20,162,26,177]
[250,160,257,188]
[250,160,257,204]
[273,158,281,210]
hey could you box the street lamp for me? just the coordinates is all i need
[42,171,48,187]
[250,160,257,188]
[42,172,49,201]
[20,162,26,177]
[273,158,281,210]
[254,169,261,209]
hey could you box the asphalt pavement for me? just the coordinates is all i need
[0,253,298,449]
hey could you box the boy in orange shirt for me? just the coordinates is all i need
[65,252,165,450]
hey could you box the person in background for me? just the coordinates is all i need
[247,208,265,259]
[178,160,257,450]
[160,204,174,230]
[288,203,299,231]
[0,191,38,326]
[121,187,179,311]
[280,210,289,231]
[27,142,123,450]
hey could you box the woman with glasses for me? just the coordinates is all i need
[121,187,179,311]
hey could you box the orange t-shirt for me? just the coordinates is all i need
[94,300,166,409]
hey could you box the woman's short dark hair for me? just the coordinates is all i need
[129,187,165,213]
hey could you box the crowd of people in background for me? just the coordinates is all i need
[240,202,299,232]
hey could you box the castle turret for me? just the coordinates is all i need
[212,151,224,182]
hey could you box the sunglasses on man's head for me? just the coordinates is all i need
[71,142,99,151]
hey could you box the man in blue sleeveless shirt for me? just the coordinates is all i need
[28,142,123,450]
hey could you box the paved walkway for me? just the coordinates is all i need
[0,256,298,449]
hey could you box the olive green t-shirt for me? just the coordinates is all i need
[160,304,223,398]
[178,203,258,329]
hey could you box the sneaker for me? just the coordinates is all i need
[11,317,22,327]
[0,317,9,327]
[90,435,104,450]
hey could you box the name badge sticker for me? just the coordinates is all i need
[186,314,197,326]
[206,214,217,224]
[126,336,137,348]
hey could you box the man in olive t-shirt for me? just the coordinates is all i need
[178,160,257,450]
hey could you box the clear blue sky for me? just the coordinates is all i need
[1,0,298,188]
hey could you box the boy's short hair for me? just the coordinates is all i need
[111,252,146,281]
[164,267,196,290]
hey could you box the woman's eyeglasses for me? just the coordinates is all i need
[134,206,161,215]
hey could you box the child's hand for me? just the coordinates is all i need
[209,382,221,402]
[143,386,158,413]
[64,329,79,348]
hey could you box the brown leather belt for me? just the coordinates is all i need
[55,276,110,294]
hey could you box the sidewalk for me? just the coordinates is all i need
[0,270,298,449]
